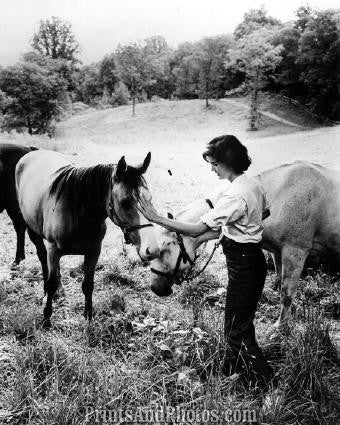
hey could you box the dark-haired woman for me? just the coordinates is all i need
[138,135,274,390]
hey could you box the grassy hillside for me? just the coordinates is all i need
[55,99,340,212]
[57,98,306,144]
[0,100,339,424]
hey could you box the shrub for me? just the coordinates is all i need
[109,82,129,106]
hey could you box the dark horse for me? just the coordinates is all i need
[16,150,159,327]
[0,143,37,264]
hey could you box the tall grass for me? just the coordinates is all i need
[0,269,338,425]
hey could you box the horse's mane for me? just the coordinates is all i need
[49,163,146,222]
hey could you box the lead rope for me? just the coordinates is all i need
[177,233,224,284]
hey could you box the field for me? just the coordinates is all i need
[0,99,339,424]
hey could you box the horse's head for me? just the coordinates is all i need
[149,224,196,296]
[108,152,160,261]
[148,197,221,297]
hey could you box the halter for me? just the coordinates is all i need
[108,193,153,245]
[151,231,196,281]
[150,198,219,284]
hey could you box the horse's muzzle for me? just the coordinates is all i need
[151,280,173,297]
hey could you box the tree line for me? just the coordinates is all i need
[0,6,339,135]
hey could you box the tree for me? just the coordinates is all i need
[271,24,301,96]
[0,57,68,134]
[115,43,152,116]
[171,42,200,99]
[32,16,80,62]
[99,54,119,97]
[295,5,313,32]
[296,9,340,119]
[142,36,174,99]
[226,28,283,129]
[194,35,232,107]
[23,50,77,91]
[234,6,281,39]
[76,64,103,105]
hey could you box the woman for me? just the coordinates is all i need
[138,135,274,390]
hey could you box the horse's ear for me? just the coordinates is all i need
[139,152,151,175]
[114,156,127,181]
[167,212,174,219]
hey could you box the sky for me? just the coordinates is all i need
[0,0,339,66]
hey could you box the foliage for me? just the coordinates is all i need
[226,27,283,129]
[271,24,301,96]
[234,6,282,39]
[194,36,233,106]
[294,5,314,33]
[110,82,129,106]
[115,42,153,115]
[0,89,11,112]
[23,51,77,92]
[99,54,119,96]
[75,64,103,105]
[171,42,200,99]
[228,27,283,81]
[295,9,340,120]
[32,16,80,63]
[0,56,68,134]
[142,36,174,99]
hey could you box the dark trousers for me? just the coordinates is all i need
[222,237,273,389]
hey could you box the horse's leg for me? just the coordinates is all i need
[43,242,61,328]
[82,245,101,321]
[271,252,282,291]
[26,227,48,283]
[6,208,26,265]
[275,246,308,329]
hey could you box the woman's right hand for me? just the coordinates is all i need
[137,192,160,222]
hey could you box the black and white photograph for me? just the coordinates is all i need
[0,0,339,423]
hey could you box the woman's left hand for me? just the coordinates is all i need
[138,192,160,222]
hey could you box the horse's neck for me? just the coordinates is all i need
[176,199,210,222]
[167,199,217,249]
[159,200,209,244]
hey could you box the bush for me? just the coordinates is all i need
[109,82,129,106]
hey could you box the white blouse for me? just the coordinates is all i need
[200,174,269,243]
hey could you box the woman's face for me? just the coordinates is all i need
[205,155,232,180]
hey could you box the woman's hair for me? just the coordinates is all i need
[202,135,251,173]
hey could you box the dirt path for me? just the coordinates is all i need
[220,98,305,128]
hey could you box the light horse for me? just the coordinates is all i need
[148,162,340,329]
[16,150,159,327]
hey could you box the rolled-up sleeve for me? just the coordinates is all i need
[200,195,247,231]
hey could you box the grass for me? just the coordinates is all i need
[0,99,339,424]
